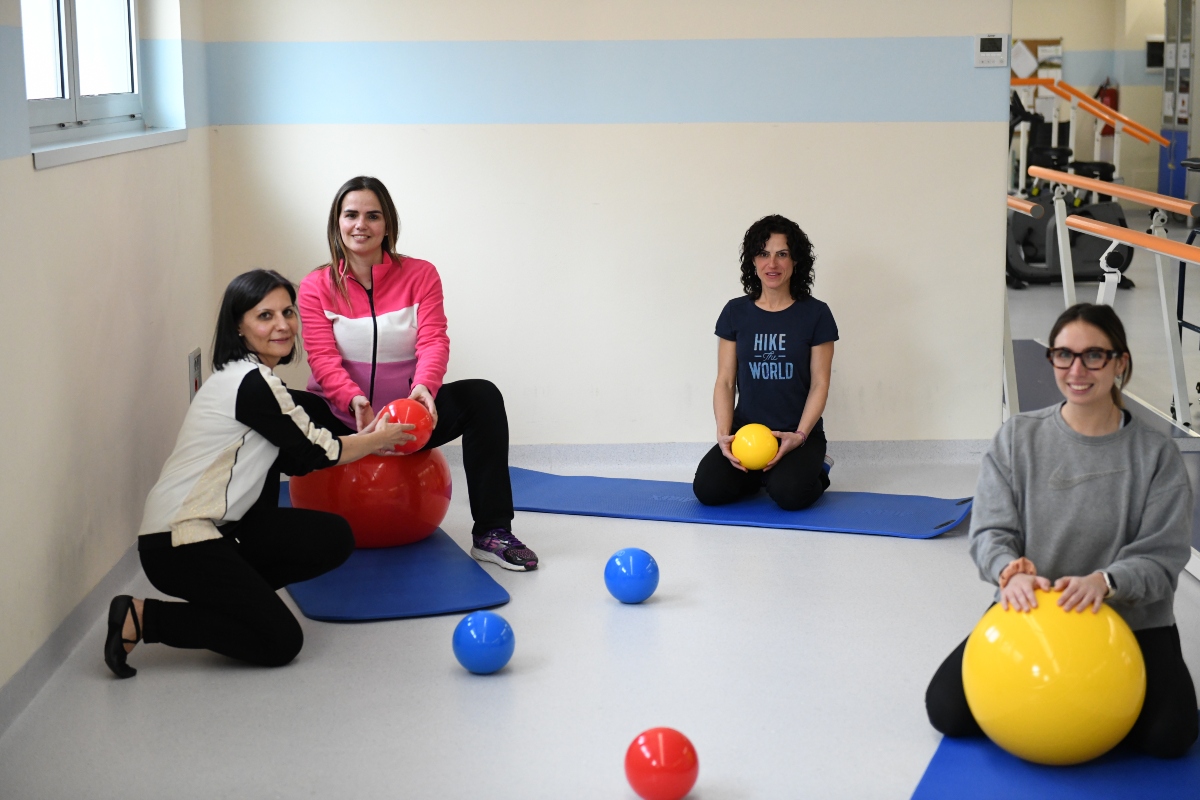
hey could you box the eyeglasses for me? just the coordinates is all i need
[1045,347,1122,370]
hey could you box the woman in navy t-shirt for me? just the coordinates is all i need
[692,215,839,510]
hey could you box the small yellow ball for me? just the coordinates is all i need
[730,424,779,471]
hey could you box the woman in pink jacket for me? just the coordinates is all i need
[297,176,537,571]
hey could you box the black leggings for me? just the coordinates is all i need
[692,429,829,511]
[926,621,1199,758]
[304,379,515,538]
[139,507,354,667]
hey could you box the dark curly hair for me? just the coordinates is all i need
[739,215,816,301]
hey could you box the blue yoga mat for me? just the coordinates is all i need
[509,467,971,539]
[912,725,1200,799]
[286,530,510,621]
[280,481,509,622]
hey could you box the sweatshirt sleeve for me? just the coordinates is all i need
[968,420,1025,585]
[1106,444,1193,605]
[298,270,364,415]
[235,365,342,476]
[411,263,450,396]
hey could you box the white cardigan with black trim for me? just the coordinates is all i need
[139,358,342,547]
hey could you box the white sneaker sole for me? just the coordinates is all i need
[471,547,537,571]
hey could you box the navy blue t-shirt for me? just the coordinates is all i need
[715,295,839,433]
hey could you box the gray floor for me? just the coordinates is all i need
[2,452,1199,799]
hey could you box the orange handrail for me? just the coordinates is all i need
[1010,77,1167,146]
[1051,81,1168,146]
[1027,166,1200,216]
[1066,216,1200,264]
[1007,196,1044,218]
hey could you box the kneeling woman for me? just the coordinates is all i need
[926,303,1198,758]
[105,270,413,678]
[693,215,838,510]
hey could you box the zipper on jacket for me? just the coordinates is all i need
[365,286,378,403]
[349,275,380,404]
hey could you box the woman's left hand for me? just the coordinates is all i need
[1054,573,1108,613]
[763,430,807,471]
[409,384,438,427]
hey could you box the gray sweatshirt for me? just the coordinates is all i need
[969,404,1193,631]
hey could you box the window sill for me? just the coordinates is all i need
[31,127,188,170]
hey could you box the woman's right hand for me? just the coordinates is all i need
[717,433,748,473]
[351,396,374,432]
[369,416,416,455]
[999,572,1052,612]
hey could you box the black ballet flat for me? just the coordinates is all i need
[104,595,140,679]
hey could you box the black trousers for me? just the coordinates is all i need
[926,621,1199,758]
[692,428,829,511]
[139,507,353,667]
[305,379,515,538]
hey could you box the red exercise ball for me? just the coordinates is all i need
[625,727,699,800]
[289,450,452,548]
[383,398,434,454]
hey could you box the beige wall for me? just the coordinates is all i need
[0,0,216,691]
[1013,0,1118,49]
[200,0,1010,42]
[214,122,1008,445]
[0,134,216,688]
[1117,0,1166,49]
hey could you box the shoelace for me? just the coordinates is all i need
[479,528,526,549]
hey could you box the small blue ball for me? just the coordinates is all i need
[604,548,660,604]
[452,611,515,674]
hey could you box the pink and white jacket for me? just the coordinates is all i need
[298,253,450,429]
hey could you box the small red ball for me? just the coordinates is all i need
[624,727,699,800]
[383,398,434,454]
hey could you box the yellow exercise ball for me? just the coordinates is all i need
[730,424,779,471]
[962,589,1145,765]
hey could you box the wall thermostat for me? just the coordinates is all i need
[975,34,1008,67]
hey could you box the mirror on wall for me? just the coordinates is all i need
[1011,0,1167,193]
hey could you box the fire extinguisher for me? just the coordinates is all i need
[1096,80,1119,136]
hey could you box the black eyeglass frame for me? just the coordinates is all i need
[1044,347,1123,371]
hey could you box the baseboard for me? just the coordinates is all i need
[0,543,140,739]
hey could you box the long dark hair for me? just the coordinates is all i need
[212,270,299,370]
[1049,303,1132,407]
[739,215,816,301]
[320,176,404,302]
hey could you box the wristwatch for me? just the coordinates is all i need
[1101,571,1117,598]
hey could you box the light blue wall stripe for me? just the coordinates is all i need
[1061,49,1161,88]
[139,38,185,130]
[1,25,31,161]
[182,39,208,128]
[206,37,1008,125]
[1113,49,1160,88]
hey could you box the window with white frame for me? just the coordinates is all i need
[20,0,142,140]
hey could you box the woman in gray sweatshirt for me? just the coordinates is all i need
[925,303,1198,759]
